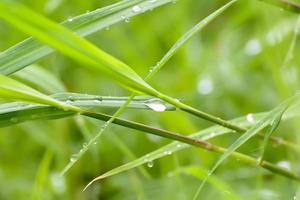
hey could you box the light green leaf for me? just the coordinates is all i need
[0,74,76,111]
[192,93,300,199]
[0,93,175,127]
[0,0,174,75]
[12,65,66,94]
[0,1,158,96]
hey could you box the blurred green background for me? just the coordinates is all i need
[1,0,300,199]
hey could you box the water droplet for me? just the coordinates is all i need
[197,76,214,95]
[147,160,154,168]
[246,113,255,123]
[145,100,166,112]
[82,142,88,148]
[176,143,182,148]
[164,150,172,155]
[70,154,77,162]
[132,5,142,13]
[50,173,65,194]
[93,99,101,104]
[125,17,130,23]
[93,141,98,145]
[276,160,291,170]
[68,18,73,22]
[66,100,73,104]
[150,0,157,3]
[210,132,216,137]
[244,38,261,56]
[149,66,154,73]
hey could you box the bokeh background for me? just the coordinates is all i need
[1,0,300,199]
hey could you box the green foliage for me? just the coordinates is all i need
[1,0,300,200]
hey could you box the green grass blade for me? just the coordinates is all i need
[12,65,66,94]
[0,0,174,75]
[192,94,300,199]
[258,108,285,164]
[0,74,76,111]
[0,1,158,96]
[0,94,175,127]
[146,0,237,80]
[31,151,53,200]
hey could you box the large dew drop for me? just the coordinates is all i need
[246,113,255,123]
[132,5,142,13]
[145,100,167,112]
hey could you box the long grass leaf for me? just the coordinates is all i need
[0,74,76,111]
[0,0,174,75]
[0,94,174,127]
[192,94,300,199]
[12,65,66,94]
[0,1,158,96]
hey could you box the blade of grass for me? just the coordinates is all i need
[0,1,158,96]
[0,94,175,127]
[258,108,285,164]
[192,93,299,200]
[0,0,175,75]
[0,74,77,112]
[11,65,66,94]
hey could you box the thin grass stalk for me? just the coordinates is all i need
[79,110,300,190]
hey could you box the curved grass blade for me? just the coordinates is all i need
[257,108,285,164]
[146,0,237,80]
[12,65,66,94]
[192,94,300,200]
[0,1,158,96]
[0,74,77,112]
[0,0,174,75]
